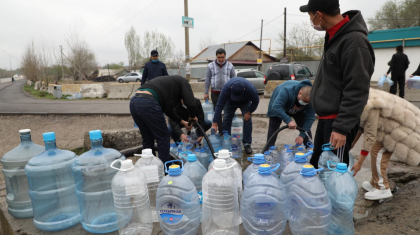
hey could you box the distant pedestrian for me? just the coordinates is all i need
[141,50,168,85]
[410,63,420,77]
[266,80,315,150]
[212,77,260,154]
[204,48,236,133]
[11,75,14,82]
[131,75,197,165]
[386,45,410,98]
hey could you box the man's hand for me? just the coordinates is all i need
[180,134,189,142]
[212,124,218,133]
[181,120,192,132]
[410,74,414,78]
[288,120,297,129]
[244,112,252,121]
[385,73,389,76]
[204,94,209,101]
[295,136,304,145]
[188,117,198,123]
[330,131,346,149]
[351,161,362,176]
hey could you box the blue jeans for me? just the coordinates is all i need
[130,95,171,165]
[168,119,212,143]
[222,100,252,145]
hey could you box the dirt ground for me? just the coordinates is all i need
[1,115,420,235]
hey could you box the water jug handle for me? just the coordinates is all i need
[327,161,337,172]
[270,163,280,172]
[322,143,334,151]
[203,147,209,152]
[110,159,123,171]
[247,157,254,162]
[314,167,324,173]
[307,142,314,148]
[303,151,314,157]
[164,159,184,173]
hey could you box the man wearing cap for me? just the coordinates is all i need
[141,50,169,85]
[212,77,260,154]
[300,0,375,167]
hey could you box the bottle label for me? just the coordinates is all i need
[254,202,275,226]
[231,127,243,134]
[207,113,213,121]
[159,202,183,224]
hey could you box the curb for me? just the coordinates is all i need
[0,112,131,116]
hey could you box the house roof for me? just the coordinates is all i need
[192,41,276,64]
[368,26,420,49]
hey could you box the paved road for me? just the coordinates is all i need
[0,80,130,115]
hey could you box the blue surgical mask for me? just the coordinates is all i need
[152,59,159,63]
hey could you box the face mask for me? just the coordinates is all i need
[299,100,309,106]
[152,59,159,63]
[310,13,324,31]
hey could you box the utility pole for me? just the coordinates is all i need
[283,7,287,59]
[3,50,13,78]
[60,45,64,79]
[184,0,190,81]
[259,19,263,72]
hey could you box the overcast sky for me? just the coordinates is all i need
[0,0,388,69]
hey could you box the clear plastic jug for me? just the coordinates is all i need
[280,151,313,193]
[110,159,153,235]
[25,132,80,231]
[222,135,232,152]
[264,151,274,166]
[243,154,273,187]
[288,165,331,235]
[318,144,340,185]
[197,147,211,170]
[241,163,287,235]
[72,130,126,233]
[156,160,201,235]
[231,114,244,140]
[202,159,240,235]
[170,143,178,155]
[208,128,223,153]
[182,154,207,205]
[202,100,214,122]
[326,161,358,235]
[306,142,314,162]
[2,129,44,218]
[134,149,164,223]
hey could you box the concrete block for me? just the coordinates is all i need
[190,82,204,92]
[26,80,32,86]
[47,84,54,94]
[107,83,140,99]
[34,81,40,90]
[80,84,105,98]
[84,128,142,151]
[61,84,81,95]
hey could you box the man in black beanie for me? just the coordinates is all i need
[141,49,169,85]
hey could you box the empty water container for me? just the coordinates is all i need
[278,148,294,175]
[72,130,126,233]
[208,128,222,153]
[2,129,44,218]
[326,161,358,235]
[183,154,207,204]
[25,132,80,231]
[348,153,355,175]
[197,147,210,170]
[264,151,274,166]
[202,159,240,235]
[110,159,153,235]
[243,154,270,187]
[407,76,420,89]
[170,143,178,155]
[241,164,287,235]
[222,135,232,152]
[318,144,340,185]
[231,114,244,140]
[288,165,331,235]
[156,160,201,235]
[306,142,314,162]
[134,149,164,223]
[202,100,214,122]
[280,151,313,193]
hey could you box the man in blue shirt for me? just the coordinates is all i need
[212,77,260,154]
[266,80,315,150]
[141,50,168,85]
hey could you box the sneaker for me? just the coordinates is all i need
[364,188,393,200]
[362,181,374,192]
[244,145,252,154]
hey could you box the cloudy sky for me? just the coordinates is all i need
[0,0,387,69]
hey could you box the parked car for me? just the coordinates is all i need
[264,63,315,84]
[197,68,265,94]
[117,73,142,83]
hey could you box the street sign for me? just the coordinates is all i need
[182,16,194,28]
[257,59,263,65]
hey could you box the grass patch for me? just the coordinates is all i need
[23,84,56,99]
[71,147,89,155]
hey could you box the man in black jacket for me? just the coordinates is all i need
[141,50,168,85]
[410,63,420,77]
[168,98,212,143]
[131,75,197,164]
[300,0,375,167]
[386,45,410,98]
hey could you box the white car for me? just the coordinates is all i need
[117,73,142,83]
[235,69,265,94]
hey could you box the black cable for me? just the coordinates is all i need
[263,126,308,152]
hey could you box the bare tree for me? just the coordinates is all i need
[139,30,175,63]
[198,37,215,51]
[65,31,97,81]
[37,40,52,87]
[125,26,141,72]
[21,40,39,82]
[368,0,420,31]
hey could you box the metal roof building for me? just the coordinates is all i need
[368,26,420,49]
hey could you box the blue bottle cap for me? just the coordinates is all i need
[264,151,271,155]
[179,142,184,146]
[89,130,102,140]
[187,154,197,162]
[224,135,230,140]
[300,165,323,177]
[258,163,280,175]
[297,147,304,151]
[43,132,56,142]
[294,153,307,163]
[286,149,293,153]
[336,163,348,173]
[269,146,276,150]
[249,153,265,164]
[284,144,290,148]
[168,165,182,176]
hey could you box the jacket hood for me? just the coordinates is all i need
[293,79,313,98]
[327,10,369,46]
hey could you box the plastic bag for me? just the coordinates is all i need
[377,75,386,87]
[386,76,394,86]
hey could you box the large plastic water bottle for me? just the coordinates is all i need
[202,100,214,122]
[280,151,313,193]
[179,151,193,164]
[170,143,178,155]
[222,135,232,152]
[348,152,355,175]
[318,144,340,185]
[264,151,274,165]
[190,127,198,145]
[297,146,306,154]
[407,76,420,89]
[378,75,386,87]
[288,165,331,234]
[25,132,80,231]
[197,147,210,170]
[72,130,126,233]
[156,160,201,235]
[243,154,269,187]
[110,159,153,235]
[306,142,314,162]
[326,161,358,235]
[241,164,287,235]
[209,128,222,153]
[202,159,240,235]
[134,149,164,223]
[231,114,244,140]
[2,129,44,218]
[183,154,207,204]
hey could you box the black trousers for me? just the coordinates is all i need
[211,92,222,133]
[310,119,359,168]
[265,111,312,151]
[390,75,405,98]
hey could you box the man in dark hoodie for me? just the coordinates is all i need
[141,50,168,85]
[386,45,410,98]
[131,75,197,164]
[300,0,375,167]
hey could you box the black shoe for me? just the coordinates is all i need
[244,145,252,154]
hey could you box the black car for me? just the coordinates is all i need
[264,63,315,84]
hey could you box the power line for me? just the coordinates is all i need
[232,14,284,42]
